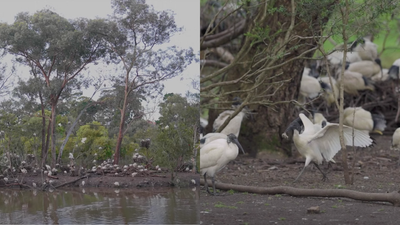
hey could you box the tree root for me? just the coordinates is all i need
[200,180,400,206]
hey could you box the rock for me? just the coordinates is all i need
[307,206,320,214]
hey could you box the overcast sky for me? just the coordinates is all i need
[0,0,199,121]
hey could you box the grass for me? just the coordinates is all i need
[227,189,235,194]
[334,184,346,189]
[214,202,238,209]
[278,217,286,221]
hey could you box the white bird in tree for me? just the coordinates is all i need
[212,97,246,137]
[282,113,373,182]
[200,133,245,195]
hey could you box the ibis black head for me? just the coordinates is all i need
[232,97,242,108]
[227,133,245,154]
[282,117,304,139]
[374,58,382,67]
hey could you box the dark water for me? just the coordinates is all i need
[0,187,199,224]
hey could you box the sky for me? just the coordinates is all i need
[0,0,200,121]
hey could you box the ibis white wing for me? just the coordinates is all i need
[309,123,373,161]
[200,133,228,148]
[213,110,234,131]
[299,113,316,135]
[200,139,227,170]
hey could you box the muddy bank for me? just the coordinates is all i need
[0,171,199,190]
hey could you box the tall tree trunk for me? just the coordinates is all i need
[42,116,51,168]
[215,0,336,157]
[114,86,129,165]
[40,93,46,164]
[50,103,57,168]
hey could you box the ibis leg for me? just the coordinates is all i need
[313,162,328,181]
[293,166,307,183]
[204,174,211,194]
[212,176,216,196]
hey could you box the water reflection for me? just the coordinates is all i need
[0,187,199,224]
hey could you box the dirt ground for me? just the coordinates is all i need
[200,134,400,225]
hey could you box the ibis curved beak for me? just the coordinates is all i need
[232,138,245,154]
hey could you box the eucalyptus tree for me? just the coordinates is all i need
[0,10,109,167]
[103,0,195,164]
[0,59,13,97]
[96,78,146,139]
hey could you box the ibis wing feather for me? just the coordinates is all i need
[200,140,225,170]
[213,110,234,131]
[309,123,373,161]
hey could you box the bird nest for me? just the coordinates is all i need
[311,79,400,135]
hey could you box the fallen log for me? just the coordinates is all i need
[47,175,59,179]
[54,175,88,189]
[200,179,400,206]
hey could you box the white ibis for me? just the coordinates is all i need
[391,128,400,165]
[200,132,228,148]
[282,113,373,182]
[347,59,382,78]
[200,133,245,195]
[213,97,246,137]
[338,70,375,96]
[343,107,386,135]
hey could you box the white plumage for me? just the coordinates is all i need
[391,128,400,165]
[391,128,400,150]
[319,76,339,106]
[200,133,228,148]
[200,133,245,195]
[284,113,373,182]
[338,70,374,95]
[354,38,378,61]
[347,59,382,78]
[213,110,245,137]
[371,68,389,82]
[343,107,386,135]
[300,73,322,99]
[327,51,362,65]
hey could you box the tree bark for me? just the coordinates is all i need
[200,180,400,207]
[205,0,336,157]
[50,103,57,168]
[114,75,130,165]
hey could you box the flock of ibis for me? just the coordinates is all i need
[200,37,400,195]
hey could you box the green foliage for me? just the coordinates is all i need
[150,94,199,180]
[64,121,113,164]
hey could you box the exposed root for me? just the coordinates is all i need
[201,179,400,206]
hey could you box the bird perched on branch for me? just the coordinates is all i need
[282,113,373,182]
[213,97,247,137]
[200,133,245,195]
